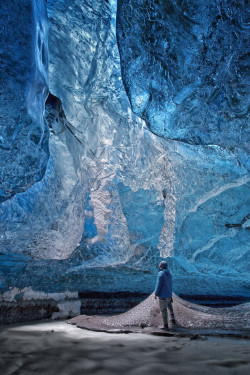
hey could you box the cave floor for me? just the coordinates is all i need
[0,320,250,375]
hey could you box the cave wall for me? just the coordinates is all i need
[117,0,249,149]
[0,0,249,321]
[0,0,49,202]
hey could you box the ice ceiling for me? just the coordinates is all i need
[0,0,249,297]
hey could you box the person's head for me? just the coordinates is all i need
[159,261,168,270]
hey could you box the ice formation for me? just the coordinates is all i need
[0,0,249,316]
[117,0,250,149]
[0,1,50,203]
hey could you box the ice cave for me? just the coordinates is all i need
[0,0,249,325]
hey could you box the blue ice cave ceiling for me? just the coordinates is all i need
[0,0,249,297]
[117,0,249,148]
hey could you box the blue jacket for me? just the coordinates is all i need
[154,269,172,298]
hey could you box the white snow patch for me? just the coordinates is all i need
[0,287,78,303]
[52,300,81,319]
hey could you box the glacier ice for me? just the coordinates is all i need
[0,0,249,309]
[117,0,250,149]
[0,0,49,203]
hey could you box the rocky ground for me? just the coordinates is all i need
[69,293,250,333]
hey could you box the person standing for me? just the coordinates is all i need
[154,261,176,329]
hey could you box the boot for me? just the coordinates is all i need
[171,319,177,327]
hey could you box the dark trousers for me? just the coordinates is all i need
[158,297,175,326]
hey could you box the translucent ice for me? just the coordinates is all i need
[0,0,49,202]
[117,0,250,149]
[0,0,249,301]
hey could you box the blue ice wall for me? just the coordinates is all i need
[83,195,98,240]
[117,183,164,249]
[0,0,249,303]
[117,0,249,149]
[0,0,49,202]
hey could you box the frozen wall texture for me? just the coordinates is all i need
[0,0,49,203]
[0,0,249,317]
[117,0,250,149]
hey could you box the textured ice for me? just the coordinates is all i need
[117,0,250,149]
[0,0,249,305]
[0,287,78,303]
[0,0,49,202]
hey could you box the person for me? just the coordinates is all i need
[154,261,176,329]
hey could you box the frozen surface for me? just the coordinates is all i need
[117,0,250,149]
[0,0,49,202]
[0,0,249,307]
